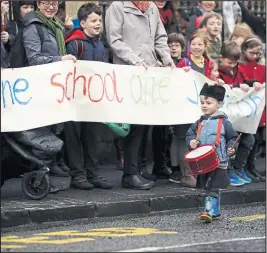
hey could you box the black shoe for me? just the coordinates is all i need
[122,174,153,190]
[139,168,157,181]
[153,166,172,179]
[88,176,114,189]
[49,180,66,194]
[137,173,156,187]
[58,159,70,173]
[249,165,266,182]
[169,170,182,183]
[70,177,94,190]
[245,168,260,182]
[49,162,69,177]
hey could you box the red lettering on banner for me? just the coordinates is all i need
[50,73,65,103]
[50,67,123,104]
[73,66,86,99]
[65,72,72,101]
[88,74,104,102]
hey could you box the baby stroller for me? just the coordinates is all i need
[1,127,63,200]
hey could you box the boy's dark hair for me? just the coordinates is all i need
[167,33,186,51]
[220,41,241,61]
[78,3,102,22]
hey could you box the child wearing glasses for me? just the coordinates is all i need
[167,32,186,65]
[239,36,266,182]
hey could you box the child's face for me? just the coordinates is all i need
[200,1,216,12]
[200,96,221,116]
[204,16,222,39]
[168,42,182,59]
[244,46,262,62]
[210,64,219,81]
[80,12,102,37]
[231,36,245,47]
[20,4,34,18]
[219,57,238,70]
[190,37,206,58]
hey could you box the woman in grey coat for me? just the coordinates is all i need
[105,1,175,190]
[21,1,76,189]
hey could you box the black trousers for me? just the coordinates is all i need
[234,133,255,170]
[123,125,170,175]
[64,121,99,178]
[123,124,148,175]
[152,125,168,170]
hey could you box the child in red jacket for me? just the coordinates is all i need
[239,36,266,182]
[177,29,213,79]
[218,41,262,90]
[218,40,263,187]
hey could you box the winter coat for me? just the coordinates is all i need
[186,112,238,169]
[207,38,222,61]
[177,52,213,79]
[218,64,257,88]
[65,29,108,62]
[239,61,266,127]
[22,11,63,66]
[105,1,173,67]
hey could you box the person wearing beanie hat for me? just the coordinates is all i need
[186,83,238,223]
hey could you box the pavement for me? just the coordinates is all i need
[1,203,265,252]
[1,159,266,229]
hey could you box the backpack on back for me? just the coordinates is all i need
[9,23,44,68]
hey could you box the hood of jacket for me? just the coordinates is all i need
[200,111,227,121]
[22,11,43,27]
[64,28,100,43]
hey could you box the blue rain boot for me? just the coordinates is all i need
[200,196,214,223]
[212,192,221,219]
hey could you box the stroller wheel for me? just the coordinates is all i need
[21,171,50,200]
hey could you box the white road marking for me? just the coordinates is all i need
[116,236,266,252]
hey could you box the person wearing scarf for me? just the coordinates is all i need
[20,1,76,190]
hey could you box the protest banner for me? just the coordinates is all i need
[1,61,265,134]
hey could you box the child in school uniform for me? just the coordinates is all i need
[239,36,266,182]
[218,40,263,186]
[177,29,213,79]
[186,83,238,223]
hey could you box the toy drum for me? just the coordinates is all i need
[184,144,220,176]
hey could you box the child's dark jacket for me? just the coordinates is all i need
[65,29,108,62]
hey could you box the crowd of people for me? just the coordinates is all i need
[1,0,266,220]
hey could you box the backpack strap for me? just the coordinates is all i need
[34,23,45,45]
[215,118,223,146]
[75,40,84,60]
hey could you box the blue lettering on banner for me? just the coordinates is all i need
[187,80,199,105]
[1,78,32,108]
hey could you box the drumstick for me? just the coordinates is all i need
[230,133,242,149]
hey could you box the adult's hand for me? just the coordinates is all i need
[61,54,77,62]
[136,61,148,71]
[1,31,9,44]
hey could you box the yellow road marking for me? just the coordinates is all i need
[2,236,94,245]
[231,214,265,221]
[1,228,176,246]
[1,245,25,249]
[37,228,177,238]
